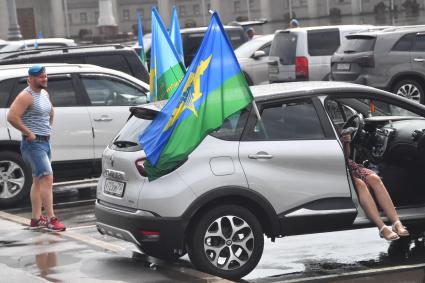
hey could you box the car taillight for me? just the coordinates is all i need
[135,158,147,177]
[357,55,374,68]
[295,56,309,80]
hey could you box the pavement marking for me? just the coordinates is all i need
[277,262,425,283]
[0,210,234,283]
[67,224,97,230]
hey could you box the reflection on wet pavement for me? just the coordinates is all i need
[0,219,215,282]
[244,228,425,282]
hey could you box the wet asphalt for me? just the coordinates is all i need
[1,187,425,282]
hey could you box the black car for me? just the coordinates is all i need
[137,25,249,67]
[0,44,149,83]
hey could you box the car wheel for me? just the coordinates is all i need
[393,80,424,104]
[0,151,31,206]
[138,243,185,261]
[187,205,264,280]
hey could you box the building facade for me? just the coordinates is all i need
[1,0,424,40]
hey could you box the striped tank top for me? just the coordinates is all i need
[21,86,52,136]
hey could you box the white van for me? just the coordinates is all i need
[268,25,379,82]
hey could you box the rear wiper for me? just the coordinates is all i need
[113,140,138,148]
[343,50,357,54]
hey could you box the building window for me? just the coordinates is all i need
[95,11,99,22]
[123,9,130,21]
[300,0,308,6]
[68,13,72,24]
[80,12,87,24]
[193,4,200,15]
[137,8,144,18]
[234,1,240,12]
[249,0,255,9]
[179,5,186,17]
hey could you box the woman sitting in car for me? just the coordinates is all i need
[341,128,409,241]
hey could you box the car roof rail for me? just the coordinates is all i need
[1,44,127,60]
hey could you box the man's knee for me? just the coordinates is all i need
[40,174,54,184]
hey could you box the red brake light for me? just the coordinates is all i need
[295,56,309,80]
[135,158,147,177]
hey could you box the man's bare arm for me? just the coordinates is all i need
[7,91,35,140]
[50,104,54,126]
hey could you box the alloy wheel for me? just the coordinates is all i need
[396,83,421,103]
[0,160,25,199]
[203,215,254,270]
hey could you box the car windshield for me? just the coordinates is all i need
[270,32,297,65]
[338,36,376,53]
[235,36,271,58]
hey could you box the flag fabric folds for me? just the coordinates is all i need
[137,12,147,69]
[169,6,185,66]
[34,31,43,49]
[139,11,254,181]
[149,7,185,101]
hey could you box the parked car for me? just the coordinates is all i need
[0,63,149,206]
[331,25,425,104]
[268,25,379,83]
[95,81,425,279]
[134,25,249,67]
[0,38,77,55]
[0,44,149,84]
[235,34,274,85]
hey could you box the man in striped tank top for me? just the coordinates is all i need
[7,65,66,232]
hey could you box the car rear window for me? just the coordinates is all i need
[111,115,151,152]
[270,32,297,65]
[308,29,340,56]
[338,36,376,53]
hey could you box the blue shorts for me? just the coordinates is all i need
[20,139,53,177]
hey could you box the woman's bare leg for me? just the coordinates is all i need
[354,177,398,240]
[354,178,385,228]
[365,174,399,224]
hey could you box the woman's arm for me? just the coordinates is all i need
[341,133,351,158]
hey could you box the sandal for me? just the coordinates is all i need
[379,225,400,241]
[392,220,410,237]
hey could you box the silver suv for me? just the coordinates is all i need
[0,63,149,206]
[95,82,425,279]
[268,25,377,82]
[331,25,425,104]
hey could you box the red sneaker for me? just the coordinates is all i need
[29,215,48,230]
[47,217,66,232]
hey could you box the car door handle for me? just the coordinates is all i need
[248,153,273,159]
[414,58,425,62]
[94,117,113,122]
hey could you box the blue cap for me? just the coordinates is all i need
[290,19,299,27]
[28,65,45,76]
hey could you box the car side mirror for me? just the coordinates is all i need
[252,50,266,59]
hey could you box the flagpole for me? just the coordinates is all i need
[251,101,261,121]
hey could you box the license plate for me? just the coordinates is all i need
[336,63,350,70]
[269,66,279,73]
[104,179,125,197]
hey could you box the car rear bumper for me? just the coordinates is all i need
[95,200,187,251]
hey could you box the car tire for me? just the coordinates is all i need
[187,205,264,280]
[138,243,185,261]
[392,79,424,104]
[0,151,31,207]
